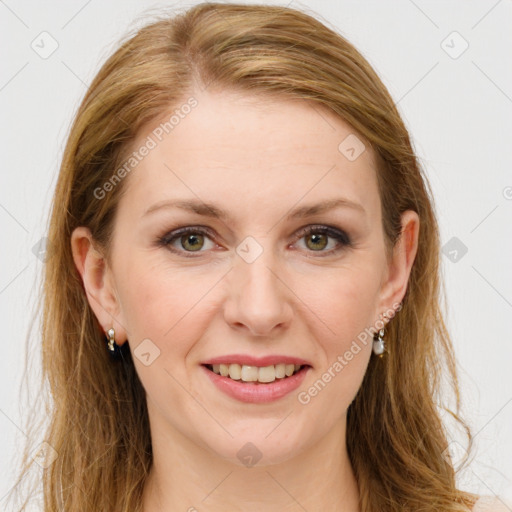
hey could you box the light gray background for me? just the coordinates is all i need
[1,0,511,507]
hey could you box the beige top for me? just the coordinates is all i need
[473,496,512,511]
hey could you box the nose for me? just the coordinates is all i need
[223,246,293,337]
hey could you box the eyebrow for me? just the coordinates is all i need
[142,197,366,222]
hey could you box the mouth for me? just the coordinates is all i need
[202,363,310,384]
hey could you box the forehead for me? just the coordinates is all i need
[117,89,380,225]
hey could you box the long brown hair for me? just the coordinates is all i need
[7,3,479,510]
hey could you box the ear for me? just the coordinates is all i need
[70,226,128,345]
[376,210,420,320]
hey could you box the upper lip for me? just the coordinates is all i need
[201,354,312,367]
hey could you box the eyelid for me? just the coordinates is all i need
[293,225,351,245]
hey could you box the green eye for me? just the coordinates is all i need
[179,232,206,252]
[304,232,329,251]
[296,226,351,255]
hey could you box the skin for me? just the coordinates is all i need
[71,88,419,512]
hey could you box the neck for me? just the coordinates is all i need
[142,409,360,512]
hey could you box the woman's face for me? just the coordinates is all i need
[76,89,417,466]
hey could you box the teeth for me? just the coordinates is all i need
[241,365,259,382]
[275,363,286,379]
[219,364,229,377]
[208,363,304,383]
[258,365,275,383]
[228,364,241,380]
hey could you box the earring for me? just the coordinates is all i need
[106,327,123,359]
[107,327,116,352]
[373,327,386,357]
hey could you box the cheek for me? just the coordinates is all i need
[114,261,223,416]
[293,263,380,397]
[295,262,382,348]
[292,272,378,424]
[115,256,224,353]
[116,246,383,360]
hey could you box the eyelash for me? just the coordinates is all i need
[157,225,352,258]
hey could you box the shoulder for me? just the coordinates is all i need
[472,496,512,511]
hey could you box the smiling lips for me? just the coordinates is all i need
[201,354,312,384]
[201,362,311,403]
[205,362,304,383]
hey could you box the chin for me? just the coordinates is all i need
[202,429,307,468]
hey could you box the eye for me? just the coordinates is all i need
[157,224,351,258]
[157,226,216,256]
[293,225,351,256]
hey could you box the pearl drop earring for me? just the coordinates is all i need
[372,327,386,357]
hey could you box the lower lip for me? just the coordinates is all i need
[201,365,311,404]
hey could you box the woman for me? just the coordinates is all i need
[7,2,504,511]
